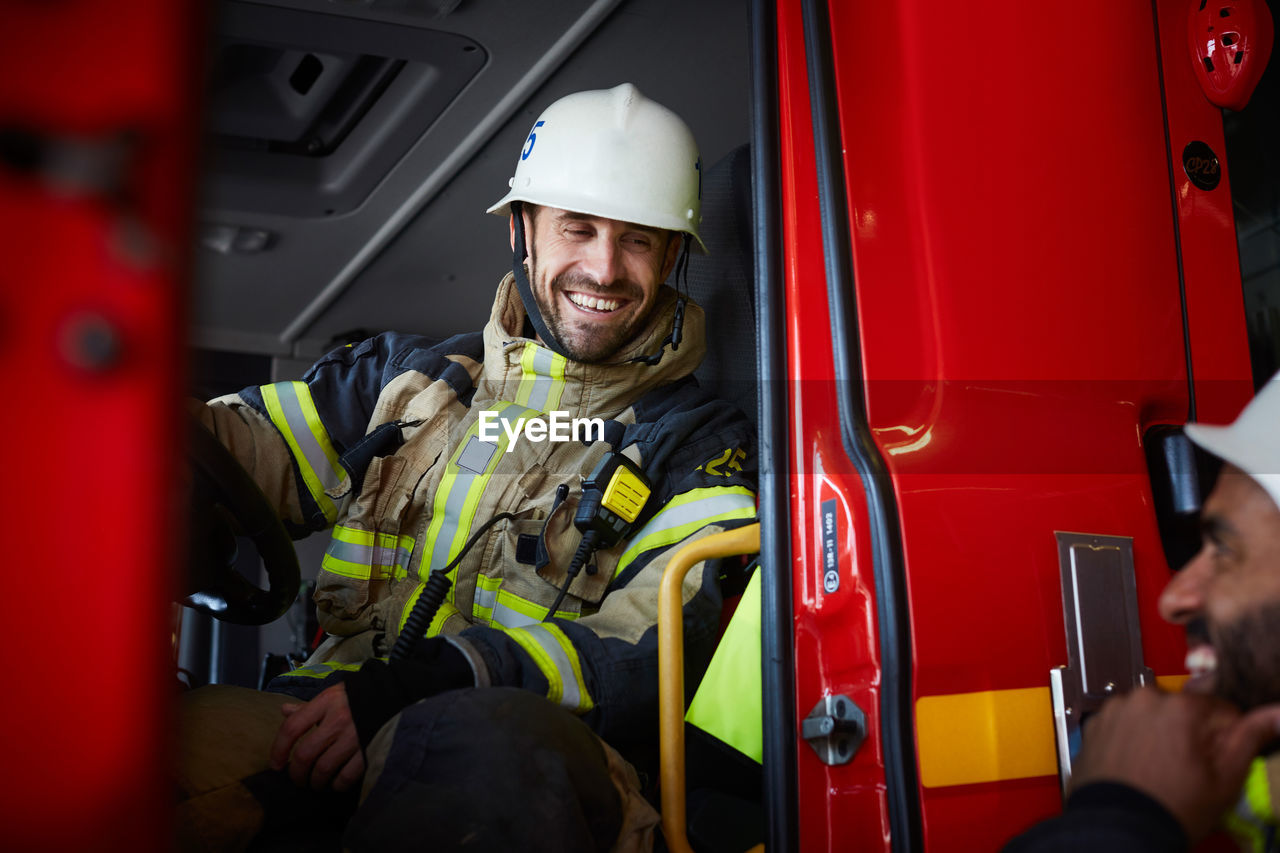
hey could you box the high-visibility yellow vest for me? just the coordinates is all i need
[685,570,763,763]
[1226,756,1280,852]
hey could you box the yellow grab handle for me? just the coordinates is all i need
[658,522,761,853]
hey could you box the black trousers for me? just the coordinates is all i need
[236,687,624,853]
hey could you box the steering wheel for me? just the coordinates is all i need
[184,417,301,625]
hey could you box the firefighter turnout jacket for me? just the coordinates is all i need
[196,274,758,747]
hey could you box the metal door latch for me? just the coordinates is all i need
[801,694,866,766]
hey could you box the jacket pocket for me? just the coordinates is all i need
[533,496,618,607]
[467,504,612,627]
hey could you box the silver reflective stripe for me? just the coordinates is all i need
[492,598,541,629]
[518,625,582,711]
[522,345,556,412]
[415,404,539,585]
[616,486,757,576]
[274,381,343,491]
[425,456,483,579]
[325,537,412,576]
[473,582,498,615]
[519,343,565,412]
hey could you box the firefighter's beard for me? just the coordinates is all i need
[529,264,651,364]
[1210,603,1280,711]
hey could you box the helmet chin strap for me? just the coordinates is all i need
[511,202,572,360]
[510,201,688,366]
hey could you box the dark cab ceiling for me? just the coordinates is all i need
[192,0,750,362]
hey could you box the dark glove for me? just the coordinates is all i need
[343,637,475,747]
[1002,781,1188,853]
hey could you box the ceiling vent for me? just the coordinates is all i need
[202,1,484,218]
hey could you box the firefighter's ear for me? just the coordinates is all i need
[659,232,681,281]
[509,210,536,258]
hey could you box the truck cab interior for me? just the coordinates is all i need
[4,0,1279,851]
[182,0,754,687]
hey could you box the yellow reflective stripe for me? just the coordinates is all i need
[260,382,343,523]
[493,591,541,628]
[427,601,461,638]
[503,624,593,713]
[615,486,757,577]
[471,575,575,626]
[432,402,525,577]
[320,552,381,580]
[395,590,465,642]
[514,343,567,412]
[547,624,591,712]
[493,588,577,627]
[506,627,562,703]
[415,430,478,585]
[472,574,501,623]
[916,675,1191,788]
[1226,761,1274,853]
[400,586,462,638]
[331,526,378,545]
[400,403,536,632]
[515,343,539,408]
[442,404,541,573]
[284,661,363,680]
[1223,816,1267,853]
[322,526,415,581]
[1246,758,1274,821]
[545,350,567,412]
[447,426,511,569]
[415,407,509,584]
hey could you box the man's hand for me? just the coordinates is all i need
[269,683,366,792]
[1069,687,1280,842]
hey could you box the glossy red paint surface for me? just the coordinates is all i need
[1188,0,1275,112]
[777,1,893,849]
[779,0,1255,850]
[1163,0,1258,412]
[0,3,201,850]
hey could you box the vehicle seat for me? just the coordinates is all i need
[676,143,766,852]
[686,143,757,432]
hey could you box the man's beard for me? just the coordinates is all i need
[530,262,649,364]
[1210,603,1280,710]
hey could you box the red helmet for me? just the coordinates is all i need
[1188,0,1274,111]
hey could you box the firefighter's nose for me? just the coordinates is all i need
[581,240,624,285]
[1158,546,1211,625]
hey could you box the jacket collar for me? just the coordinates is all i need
[476,272,706,418]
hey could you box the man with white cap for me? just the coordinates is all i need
[1006,373,1280,852]
[177,84,756,852]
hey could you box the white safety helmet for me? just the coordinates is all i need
[487,83,705,252]
[1185,370,1280,511]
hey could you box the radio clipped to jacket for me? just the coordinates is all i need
[545,452,653,618]
[574,452,652,549]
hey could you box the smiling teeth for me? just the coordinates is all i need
[1187,645,1217,676]
[568,292,620,312]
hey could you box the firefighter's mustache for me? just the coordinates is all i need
[551,272,643,303]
